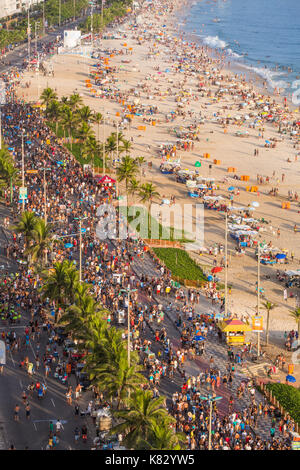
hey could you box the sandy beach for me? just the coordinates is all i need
[15,0,300,359]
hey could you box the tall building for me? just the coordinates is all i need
[0,0,44,20]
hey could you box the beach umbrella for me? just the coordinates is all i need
[194,335,205,341]
[265,140,271,144]
[228,186,235,192]
[251,202,260,207]
[207,275,213,282]
[211,266,222,274]
[276,253,286,260]
[286,375,296,383]
[64,243,73,249]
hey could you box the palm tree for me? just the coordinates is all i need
[120,138,132,156]
[111,389,175,449]
[40,87,58,107]
[61,107,79,150]
[41,260,77,322]
[76,122,95,147]
[45,99,61,134]
[12,211,37,250]
[0,147,19,200]
[262,300,277,345]
[77,105,93,123]
[81,136,98,162]
[26,219,54,266]
[139,182,159,237]
[128,177,140,203]
[68,92,83,112]
[92,112,103,142]
[116,155,138,194]
[89,349,146,409]
[105,134,117,168]
[139,421,186,450]
[289,308,300,338]
[135,156,146,181]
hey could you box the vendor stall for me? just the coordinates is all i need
[219,319,252,345]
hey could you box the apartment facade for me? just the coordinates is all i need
[0,0,44,20]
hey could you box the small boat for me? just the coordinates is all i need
[213,18,221,23]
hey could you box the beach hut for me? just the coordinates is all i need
[219,319,252,345]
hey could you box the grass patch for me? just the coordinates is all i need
[119,206,194,243]
[153,247,207,282]
[46,121,103,168]
[266,383,300,425]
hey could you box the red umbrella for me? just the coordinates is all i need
[211,266,223,274]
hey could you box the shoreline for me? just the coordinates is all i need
[173,0,299,110]
[11,0,300,363]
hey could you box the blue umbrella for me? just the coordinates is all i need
[228,186,235,191]
[207,275,213,281]
[26,140,32,144]
[194,335,205,341]
[64,243,73,249]
[276,253,286,259]
[286,375,296,383]
[265,140,271,144]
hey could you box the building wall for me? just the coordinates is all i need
[0,0,44,20]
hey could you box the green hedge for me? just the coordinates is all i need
[153,248,207,283]
[266,383,300,425]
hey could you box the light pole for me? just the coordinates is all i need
[73,0,76,22]
[101,0,104,32]
[74,216,89,282]
[256,243,261,357]
[42,1,45,36]
[200,394,223,450]
[21,132,25,212]
[59,0,61,27]
[102,110,106,174]
[27,6,31,65]
[224,211,228,317]
[120,286,137,367]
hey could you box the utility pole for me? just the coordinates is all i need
[73,0,76,22]
[27,7,31,65]
[42,1,45,36]
[91,2,94,48]
[224,211,228,317]
[59,0,61,27]
[0,108,2,150]
[101,0,104,32]
[257,243,261,357]
[116,119,119,197]
[21,132,25,212]
[79,217,82,282]
[200,394,223,450]
[103,112,105,174]
[127,288,130,366]
[35,21,38,56]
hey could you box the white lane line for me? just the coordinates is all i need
[19,379,23,390]
[29,341,35,356]
[33,423,37,431]
[51,399,55,408]
[9,351,15,367]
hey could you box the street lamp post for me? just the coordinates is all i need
[21,132,25,212]
[74,216,89,282]
[120,286,137,367]
[200,394,223,450]
[224,211,228,316]
[42,1,45,36]
[102,111,105,174]
[27,7,31,65]
[59,0,61,27]
[257,243,261,357]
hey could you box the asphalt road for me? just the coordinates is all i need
[0,15,90,75]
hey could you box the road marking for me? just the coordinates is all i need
[29,341,35,356]
[9,351,15,367]
[19,379,23,390]
[33,422,37,431]
[51,399,55,407]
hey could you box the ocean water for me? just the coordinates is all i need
[181,0,300,97]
